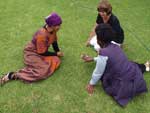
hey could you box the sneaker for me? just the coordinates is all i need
[145,61,150,72]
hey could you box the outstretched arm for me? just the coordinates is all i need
[86,55,108,95]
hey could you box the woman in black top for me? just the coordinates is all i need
[86,0,124,52]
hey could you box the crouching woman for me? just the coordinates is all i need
[82,23,149,107]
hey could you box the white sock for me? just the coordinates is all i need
[146,67,150,72]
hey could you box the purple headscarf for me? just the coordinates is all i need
[45,12,62,27]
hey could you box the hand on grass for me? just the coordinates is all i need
[86,84,94,95]
[81,54,93,62]
[57,51,64,57]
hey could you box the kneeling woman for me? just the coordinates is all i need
[82,23,150,107]
[0,12,63,85]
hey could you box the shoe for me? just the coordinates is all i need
[0,72,14,86]
[145,61,150,72]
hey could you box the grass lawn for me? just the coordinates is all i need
[0,0,150,113]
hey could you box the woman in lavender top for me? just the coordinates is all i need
[82,23,150,107]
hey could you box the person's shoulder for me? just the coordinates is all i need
[100,44,115,54]
[36,28,47,36]
[33,28,48,40]
[100,46,109,55]
[110,14,119,21]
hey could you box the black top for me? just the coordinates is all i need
[96,14,124,44]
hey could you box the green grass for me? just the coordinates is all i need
[0,0,150,113]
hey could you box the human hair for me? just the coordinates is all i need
[97,0,112,15]
[95,23,115,47]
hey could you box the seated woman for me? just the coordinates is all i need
[86,0,124,52]
[82,23,150,107]
[0,12,63,85]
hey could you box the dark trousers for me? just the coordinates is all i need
[136,63,146,74]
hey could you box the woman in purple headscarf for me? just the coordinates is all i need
[0,12,63,85]
[82,23,150,107]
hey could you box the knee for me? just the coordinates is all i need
[53,56,61,64]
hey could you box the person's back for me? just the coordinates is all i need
[101,43,133,78]
[100,43,147,106]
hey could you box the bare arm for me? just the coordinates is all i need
[86,56,108,95]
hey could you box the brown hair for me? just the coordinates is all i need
[97,0,112,15]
